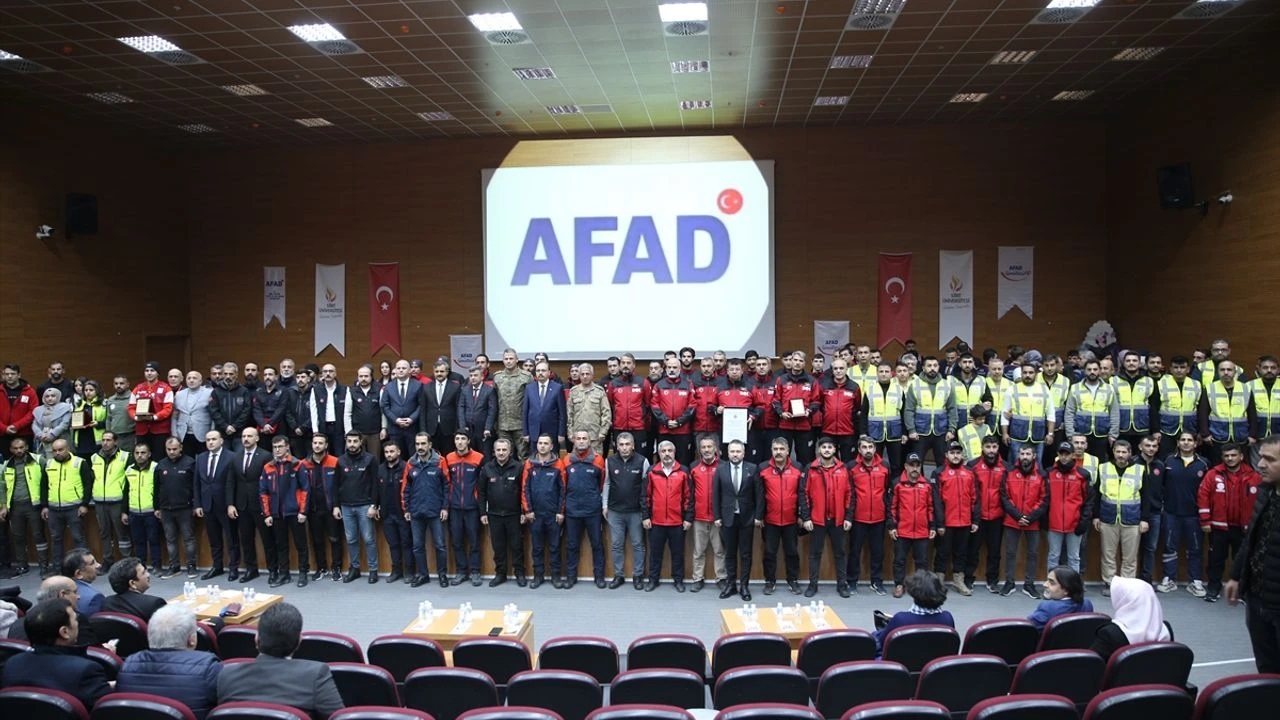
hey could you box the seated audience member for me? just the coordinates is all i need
[1029,565,1094,630]
[101,557,167,622]
[1090,575,1172,662]
[62,547,104,616]
[7,577,100,646]
[118,605,221,719]
[874,569,955,657]
[216,602,344,719]
[0,597,113,708]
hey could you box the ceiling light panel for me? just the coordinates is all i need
[1052,90,1094,101]
[679,99,713,110]
[830,55,874,69]
[950,92,988,103]
[1112,47,1166,61]
[287,24,346,42]
[418,111,453,121]
[222,84,267,96]
[362,75,409,88]
[117,35,182,53]
[814,96,849,106]
[295,117,333,127]
[179,123,216,134]
[86,92,133,103]
[990,50,1037,65]
[671,60,710,73]
[659,3,709,22]
[468,13,523,32]
[513,67,557,80]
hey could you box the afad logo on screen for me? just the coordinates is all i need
[511,187,745,286]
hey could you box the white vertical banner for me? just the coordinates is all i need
[263,266,286,328]
[450,334,483,374]
[997,246,1034,319]
[813,321,849,360]
[314,263,346,356]
[938,250,973,347]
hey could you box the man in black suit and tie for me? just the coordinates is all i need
[522,361,567,453]
[421,360,464,454]
[216,602,344,719]
[224,427,272,582]
[460,365,498,458]
[101,557,167,621]
[194,429,239,580]
[713,439,763,601]
[382,359,422,455]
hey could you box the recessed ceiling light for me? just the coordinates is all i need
[848,0,908,30]
[814,96,849,106]
[468,12,523,32]
[1052,90,1094,101]
[830,55,874,69]
[362,75,409,88]
[117,35,182,53]
[659,3,708,22]
[1112,47,1166,61]
[671,60,710,73]
[418,111,453,122]
[0,50,22,60]
[679,99,713,110]
[179,123,216,134]
[287,24,346,42]
[990,50,1037,65]
[295,117,333,127]
[854,0,908,11]
[1176,0,1244,20]
[546,105,582,115]
[950,92,988,103]
[86,91,133,104]
[222,84,268,96]
[513,67,556,80]
[1045,0,1099,7]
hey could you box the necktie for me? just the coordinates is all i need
[473,387,479,402]
[400,381,407,398]
[208,452,216,477]
[436,383,444,405]
[732,464,741,493]
[243,452,251,475]
[540,384,546,402]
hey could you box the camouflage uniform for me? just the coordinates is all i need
[493,367,533,460]
[568,383,612,456]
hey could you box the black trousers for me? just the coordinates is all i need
[721,520,754,585]
[893,537,930,585]
[488,513,525,576]
[780,428,815,466]
[269,516,308,574]
[1206,527,1244,592]
[876,441,904,480]
[749,428,781,465]
[382,513,412,574]
[1246,597,1280,674]
[912,434,949,466]
[933,526,972,577]
[450,508,482,575]
[181,434,204,459]
[236,503,272,571]
[809,522,848,584]
[202,506,237,571]
[647,525,685,581]
[830,434,856,462]
[309,506,343,571]
[762,523,799,583]
[848,521,885,585]
[967,518,1005,585]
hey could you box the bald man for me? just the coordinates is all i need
[6,576,100,646]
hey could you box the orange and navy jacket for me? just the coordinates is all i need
[1198,462,1263,530]
[259,456,308,517]
[800,459,854,525]
[299,454,338,512]
[889,473,937,539]
[932,462,979,528]
[968,456,1010,522]
[444,449,484,511]
[759,459,803,526]
[689,458,718,523]
[607,373,650,431]
[558,449,606,518]
[522,455,565,516]
[1001,463,1049,531]
[691,374,723,434]
[819,377,864,437]
[650,377,695,436]
[850,454,890,524]
[643,461,693,527]
[402,450,447,517]
[1046,464,1094,533]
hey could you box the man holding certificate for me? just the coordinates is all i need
[716,359,757,456]
[128,361,173,455]
[773,351,821,466]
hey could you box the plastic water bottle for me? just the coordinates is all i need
[212,584,221,598]
[423,599,433,617]
[245,587,256,604]
[418,601,429,624]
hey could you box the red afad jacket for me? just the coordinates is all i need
[819,378,863,437]
[800,460,854,524]
[759,460,802,526]
[1198,463,1263,530]
[932,463,979,528]
[890,473,936,539]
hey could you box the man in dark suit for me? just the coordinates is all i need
[224,427,272,582]
[382,359,422,455]
[194,429,239,580]
[216,602,344,719]
[7,576,100,646]
[1,596,112,708]
[713,439,763,601]
[420,360,463,453]
[522,360,567,454]
[459,365,498,458]
[101,557,166,622]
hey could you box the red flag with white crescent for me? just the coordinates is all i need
[877,253,913,349]
[368,262,401,356]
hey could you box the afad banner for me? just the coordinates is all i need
[998,246,1034,319]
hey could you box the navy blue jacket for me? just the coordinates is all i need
[403,451,447,517]
[118,648,221,719]
[1,644,113,708]
[1162,453,1210,517]
[522,380,567,440]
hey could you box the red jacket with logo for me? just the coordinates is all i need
[650,377,695,436]
[932,462,979,528]
[889,474,936,539]
[759,460,803,526]
[751,373,780,429]
[716,379,758,430]
[1046,464,1095,533]
[128,380,174,436]
[850,454,891,524]
[689,458,718,523]
[1197,462,1263,530]
[968,457,1010,522]
[819,378,864,437]
[691,375,723,434]
[1001,464,1049,531]
[607,374,650,432]
[773,373,821,431]
[0,381,38,437]
[643,462,692,527]
[800,460,854,524]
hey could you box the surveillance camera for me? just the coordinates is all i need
[1217,192,1233,205]
[35,224,54,239]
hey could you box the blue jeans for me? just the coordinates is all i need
[340,504,377,572]
[607,510,645,578]
[529,514,561,577]
[410,514,448,577]
[1162,513,1203,582]
[1140,512,1162,582]
[449,508,481,575]
[1045,530,1082,573]
[565,514,604,580]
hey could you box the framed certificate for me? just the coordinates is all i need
[722,408,749,444]
[71,410,86,429]
[789,397,807,417]
[135,398,152,417]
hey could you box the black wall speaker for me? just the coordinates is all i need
[66,192,98,235]
[1156,163,1195,209]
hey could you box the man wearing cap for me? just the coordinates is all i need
[932,441,979,596]
[888,453,936,598]
[1045,441,1094,575]
[128,362,173,455]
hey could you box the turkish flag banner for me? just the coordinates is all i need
[368,262,401,356]
[877,253,913,349]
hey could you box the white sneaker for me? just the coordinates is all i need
[1187,580,1207,598]
[1156,578,1177,593]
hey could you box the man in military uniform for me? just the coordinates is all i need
[568,363,612,456]
[493,349,533,461]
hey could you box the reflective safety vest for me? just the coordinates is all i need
[45,456,87,507]
[1007,384,1050,443]
[1157,376,1202,436]
[1206,381,1249,442]
[1199,359,1241,388]
[1075,453,1099,482]
[123,463,157,513]
[911,380,950,436]
[985,378,1011,428]
[1114,375,1155,433]
[865,383,905,442]
[1040,373,1071,426]
[2,462,42,507]
[74,400,107,445]
[1098,462,1144,526]
[848,365,877,394]
[1071,382,1115,437]
[1249,378,1280,438]
[91,451,128,502]
[950,376,986,427]
[956,423,987,463]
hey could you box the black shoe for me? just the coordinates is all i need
[719,583,738,599]
[1001,580,1017,596]
[1205,589,1221,603]
[644,579,658,592]
[763,582,776,596]
[516,573,527,588]
[717,579,728,591]
[227,568,240,582]
[674,581,686,593]
[451,573,469,586]
[471,574,483,587]
[279,573,293,586]
[871,582,887,596]
[787,580,802,595]
[14,565,30,577]
[297,574,308,588]
[311,568,325,580]
[387,572,403,584]
[564,577,577,589]
[595,577,607,589]
[489,575,508,588]
[438,572,449,588]
[837,584,851,598]
[331,568,342,581]
[240,570,260,583]
[162,566,181,580]
[633,576,644,591]
[267,571,280,586]
[368,572,379,584]
[343,568,361,583]
[804,582,819,598]
[200,568,224,581]
[552,577,565,590]
[691,580,705,593]
[411,575,427,588]
[1022,582,1038,599]
[608,576,626,590]
[530,576,544,590]
[987,581,1002,595]
[741,585,752,602]
[186,565,199,578]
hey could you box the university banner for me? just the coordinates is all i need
[938,250,973,347]
[814,320,849,360]
[263,266,286,328]
[877,253,913,348]
[314,263,346,356]
[450,334,483,375]
[368,263,401,356]
[997,246,1034,319]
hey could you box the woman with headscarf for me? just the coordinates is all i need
[31,387,73,458]
[1090,575,1172,661]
